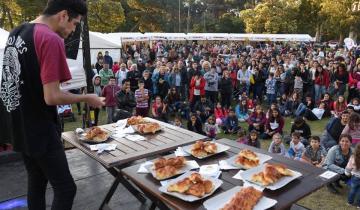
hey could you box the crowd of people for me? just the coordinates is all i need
[81,40,360,204]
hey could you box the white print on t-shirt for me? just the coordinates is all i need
[0,36,26,112]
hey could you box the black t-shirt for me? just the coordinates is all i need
[328,119,346,143]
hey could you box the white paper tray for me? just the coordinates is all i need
[158,171,223,202]
[241,164,302,190]
[226,150,272,169]
[203,186,277,210]
[145,160,199,181]
[183,142,230,159]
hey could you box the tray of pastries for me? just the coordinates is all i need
[159,172,223,202]
[203,186,277,210]
[183,140,230,159]
[132,122,161,134]
[144,157,197,180]
[241,163,302,190]
[78,127,111,143]
[126,116,149,126]
[226,149,272,169]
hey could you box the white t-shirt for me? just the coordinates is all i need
[312,108,325,120]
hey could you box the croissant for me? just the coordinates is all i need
[251,163,293,186]
[127,116,147,125]
[220,187,262,210]
[185,183,206,198]
[168,178,192,193]
[153,156,186,179]
[191,140,217,158]
[167,173,214,198]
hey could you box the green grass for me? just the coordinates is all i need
[63,104,354,210]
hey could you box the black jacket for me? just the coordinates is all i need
[116,90,136,113]
[218,77,232,94]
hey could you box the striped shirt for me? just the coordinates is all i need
[135,89,149,108]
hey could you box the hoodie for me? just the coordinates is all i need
[92,74,102,97]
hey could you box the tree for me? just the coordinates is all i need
[87,0,125,32]
[0,0,22,30]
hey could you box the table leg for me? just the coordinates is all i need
[99,175,121,210]
[118,174,147,204]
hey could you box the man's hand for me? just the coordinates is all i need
[86,94,105,108]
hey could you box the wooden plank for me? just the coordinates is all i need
[112,138,147,151]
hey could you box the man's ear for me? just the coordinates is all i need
[58,10,68,22]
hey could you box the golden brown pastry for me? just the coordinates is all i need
[135,122,161,134]
[84,127,108,141]
[155,166,178,180]
[190,140,217,158]
[234,150,260,169]
[167,178,192,193]
[185,182,206,198]
[220,187,262,210]
[251,163,293,186]
[203,180,214,194]
[167,173,214,198]
[127,116,147,125]
[153,156,186,179]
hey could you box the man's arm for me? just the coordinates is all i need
[43,81,104,108]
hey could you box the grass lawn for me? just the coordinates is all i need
[63,104,355,210]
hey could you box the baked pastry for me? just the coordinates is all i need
[84,127,108,142]
[235,150,260,169]
[152,156,186,180]
[251,163,293,186]
[127,116,147,125]
[135,122,161,134]
[220,187,262,210]
[167,173,214,198]
[190,141,217,158]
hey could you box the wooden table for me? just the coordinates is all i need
[61,118,206,210]
[122,138,339,210]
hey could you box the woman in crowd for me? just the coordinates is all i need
[151,95,168,122]
[247,105,266,133]
[342,113,360,145]
[282,92,301,117]
[189,71,206,110]
[332,63,349,97]
[262,108,284,139]
[218,69,233,109]
[187,113,205,135]
[331,95,347,118]
[323,134,353,194]
[314,66,330,102]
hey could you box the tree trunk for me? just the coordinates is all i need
[339,33,344,45]
[349,25,357,43]
[6,9,14,29]
[315,24,321,42]
[0,4,6,28]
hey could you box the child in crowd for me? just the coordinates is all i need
[102,77,121,124]
[152,95,168,122]
[235,99,249,122]
[289,116,311,146]
[205,115,219,140]
[288,132,305,160]
[135,79,149,117]
[246,130,261,148]
[236,129,247,144]
[331,95,347,118]
[303,101,327,121]
[348,97,360,114]
[214,102,228,126]
[247,105,266,133]
[268,133,286,156]
[172,115,184,128]
[346,143,360,208]
[187,113,205,135]
[293,74,303,100]
[265,72,276,105]
[262,108,284,139]
[223,109,240,134]
[301,136,327,167]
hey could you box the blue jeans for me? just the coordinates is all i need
[348,176,360,206]
[314,84,326,102]
[267,93,276,105]
[295,103,307,117]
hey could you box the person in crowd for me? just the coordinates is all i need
[302,101,327,121]
[169,64,182,94]
[102,77,120,123]
[235,99,249,122]
[194,95,213,123]
[323,134,353,194]
[204,115,219,140]
[214,102,228,126]
[115,63,128,88]
[135,80,149,117]
[164,87,182,114]
[95,57,104,74]
[237,65,251,95]
[278,94,288,115]
[332,63,349,97]
[314,65,330,102]
[112,61,120,75]
[127,64,142,92]
[99,63,114,88]
[252,66,266,104]
[301,136,327,167]
[287,116,312,146]
[236,129,247,144]
[288,132,305,160]
[294,95,315,117]
[293,72,304,101]
[262,108,285,139]
[282,92,301,117]
[265,72,277,105]
[268,133,286,156]
[348,98,360,114]
[223,109,240,134]
[115,79,136,119]
[345,143,360,208]
[319,92,333,117]
[246,130,261,148]
[189,71,206,110]
[104,51,113,69]
[331,95,347,117]
[247,105,266,133]
[348,64,360,102]
[266,103,279,119]
[342,113,360,145]
[157,77,170,100]
[152,95,168,122]
[204,66,219,104]
[187,113,205,135]
[178,60,189,101]
[89,75,102,126]
[172,115,184,128]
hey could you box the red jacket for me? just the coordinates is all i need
[349,72,360,89]
[189,77,205,102]
[102,84,121,107]
[314,70,330,88]
[214,108,228,119]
